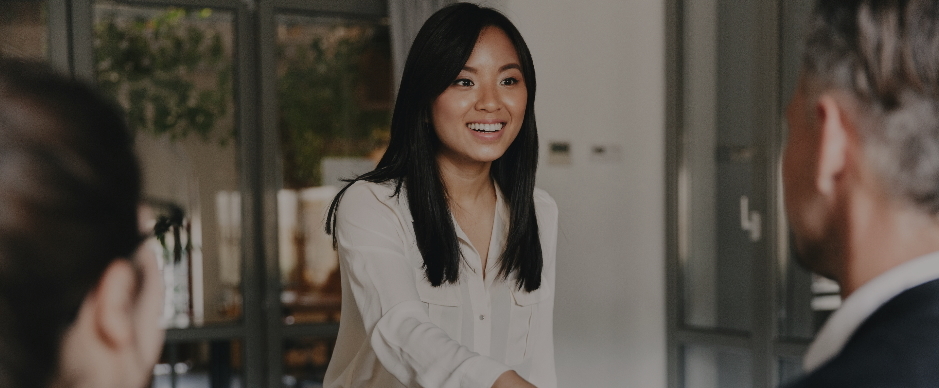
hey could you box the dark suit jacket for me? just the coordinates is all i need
[785,278,939,387]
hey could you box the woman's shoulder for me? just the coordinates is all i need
[342,180,395,202]
[336,180,404,215]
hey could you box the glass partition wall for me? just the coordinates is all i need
[34,0,390,386]
[667,0,831,387]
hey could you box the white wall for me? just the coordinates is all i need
[500,1,667,387]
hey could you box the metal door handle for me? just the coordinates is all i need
[740,195,762,242]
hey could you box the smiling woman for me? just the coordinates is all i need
[432,27,528,174]
[322,3,557,388]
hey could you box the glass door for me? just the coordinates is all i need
[667,0,821,386]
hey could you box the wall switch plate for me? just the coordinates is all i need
[548,141,572,165]
[589,143,623,163]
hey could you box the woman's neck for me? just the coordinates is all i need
[437,152,498,272]
[436,153,494,203]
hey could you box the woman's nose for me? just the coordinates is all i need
[475,83,500,112]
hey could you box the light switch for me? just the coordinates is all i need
[589,143,623,163]
[548,141,571,165]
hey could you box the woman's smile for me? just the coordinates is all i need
[467,121,505,133]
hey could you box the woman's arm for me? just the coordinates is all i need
[336,183,513,387]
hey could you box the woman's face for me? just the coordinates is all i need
[431,26,527,167]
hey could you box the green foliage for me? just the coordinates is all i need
[92,7,393,188]
[94,7,233,144]
[278,25,392,188]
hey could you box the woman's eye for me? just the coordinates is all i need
[501,77,520,86]
[453,79,473,87]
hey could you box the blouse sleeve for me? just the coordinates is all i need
[335,183,511,388]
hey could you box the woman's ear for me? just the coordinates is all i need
[91,260,138,349]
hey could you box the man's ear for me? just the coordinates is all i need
[91,260,137,349]
[815,94,852,197]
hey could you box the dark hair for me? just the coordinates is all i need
[804,0,939,212]
[0,59,143,387]
[326,3,542,291]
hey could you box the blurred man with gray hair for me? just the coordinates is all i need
[782,0,939,386]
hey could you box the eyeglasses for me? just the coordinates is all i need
[143,198,187,264]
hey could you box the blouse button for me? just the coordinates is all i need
[479,314,485,320]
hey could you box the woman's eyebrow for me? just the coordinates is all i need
[461,63,522,73]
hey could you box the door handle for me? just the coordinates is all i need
[740,195,762,242]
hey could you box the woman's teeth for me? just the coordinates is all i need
[468,123,503,133]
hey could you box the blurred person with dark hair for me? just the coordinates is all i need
[783,0,939,386]
[0,58,164,388]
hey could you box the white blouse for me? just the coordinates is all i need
[323,180,558,388]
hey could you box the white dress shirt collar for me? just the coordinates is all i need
[803,250,939,371]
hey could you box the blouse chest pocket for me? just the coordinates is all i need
[415,274,462,342]
[505,278,550,367]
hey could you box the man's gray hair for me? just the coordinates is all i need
[803,0,939,213]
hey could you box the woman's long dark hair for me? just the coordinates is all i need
[326,3,542,292]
